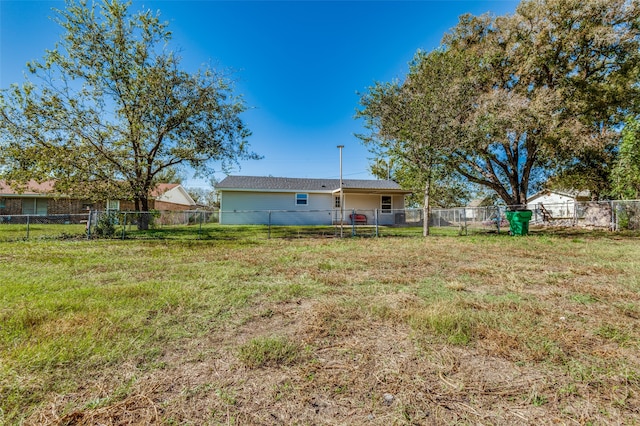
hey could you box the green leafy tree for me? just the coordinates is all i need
[187,177,220,209]
[546,146,616,199]
[368,155,471,209]
[153,168,185,186]
[359,0,640,219]
[358,49,474,235]
[612,117,640,199]
[0,0,258,229]
[442,0,639,207]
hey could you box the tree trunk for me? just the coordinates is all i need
[423,176,430,237]
[138,196,150,230]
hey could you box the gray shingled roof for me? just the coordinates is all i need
[217,176,406,192]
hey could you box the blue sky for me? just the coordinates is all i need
[0,0,519,189]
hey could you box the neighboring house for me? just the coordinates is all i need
[150,183,197,211]
[0,180,196,216]
[526,189,591,222]
[464,195,496,221]
[0,180,80,217]
[216,175,412,225]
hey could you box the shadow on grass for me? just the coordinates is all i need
[118,224,344,241]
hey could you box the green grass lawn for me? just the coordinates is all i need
[0,223,88,241]
[1,230,639,424]
[0,221,481,241]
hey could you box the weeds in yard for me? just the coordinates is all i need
[1,231,640,424]
[407,300,477,345]
[237,336,302,368]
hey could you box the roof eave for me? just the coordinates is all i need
[339,188,412,195]
[218,188,334,194]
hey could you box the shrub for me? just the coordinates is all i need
[94,212,117,237]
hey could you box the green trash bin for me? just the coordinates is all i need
[506,209,532,236]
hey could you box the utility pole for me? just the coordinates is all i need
[337,145,344,237]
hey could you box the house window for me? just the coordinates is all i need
[22,198,48,215]
[0,198,5,209]
[295,193,308,206]
[107,200,120,211]
[334,196,341,208]
[296,194,309,206]
[381,196,392,213]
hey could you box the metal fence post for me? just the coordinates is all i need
[375,209,379,237]
[26,215,30,240]
[86,210,92,239]
[463,208,468,236]
[352,209,356,237]
[268,211,272,239]
[198,211,203,239]
[122,212,127,240]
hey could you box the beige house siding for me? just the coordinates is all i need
[220,191,334,225]
[219,191,407,225]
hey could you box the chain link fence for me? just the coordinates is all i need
[0,210,218,241]
[527,200,640,230]
[86,210,219,240]
[613,200,640,231]
[217,207,501,237]
[428,206,507,235]
[2,201,639,241]
[0,213,90,241]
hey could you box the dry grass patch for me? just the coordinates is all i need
[3,233,640,424]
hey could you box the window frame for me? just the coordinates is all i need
[106,199,120,211]
[22,198,48,215]
[295,193,308,206]
[381,195,392,214]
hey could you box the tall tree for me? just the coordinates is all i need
[359,0,640,216]
[442,0,639,207]
[358,49,474,235]
[0,0,258,228]
[611,116,640,199]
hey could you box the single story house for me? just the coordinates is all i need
[0,180,196,216]
[526,189,591,222]
[139,183,197,211]
[216,175,412,225]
